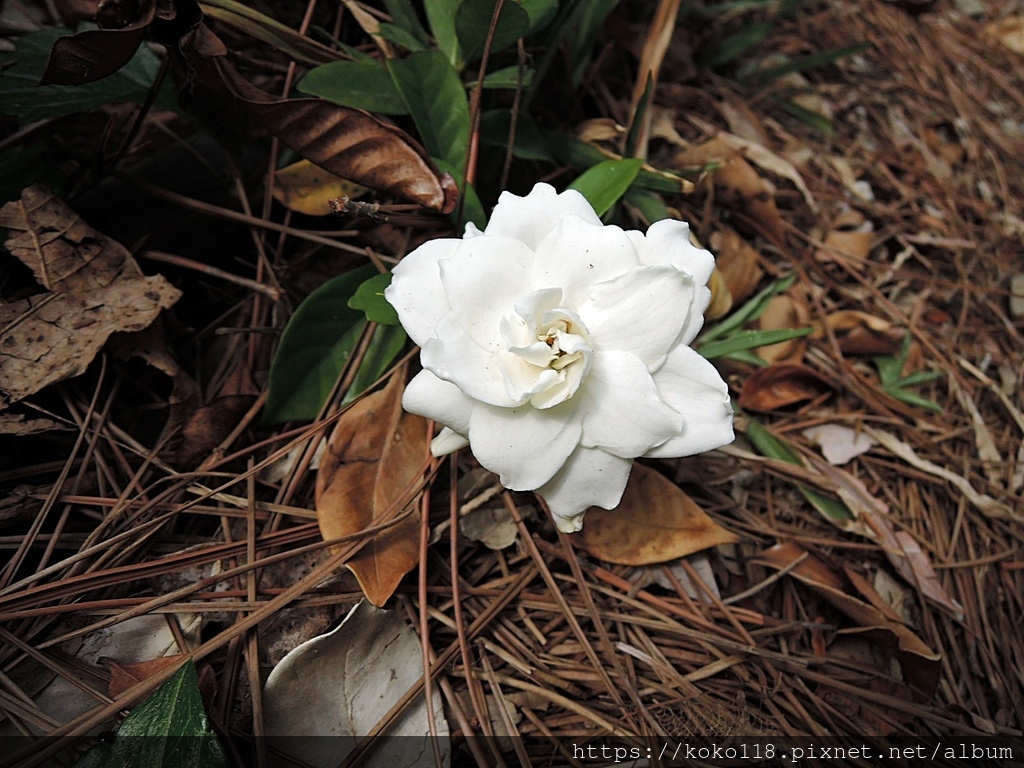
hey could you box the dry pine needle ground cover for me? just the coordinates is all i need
[0,0,1022,765]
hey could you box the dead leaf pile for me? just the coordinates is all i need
[0,185,180,413]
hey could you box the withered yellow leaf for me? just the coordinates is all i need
[577,464,739,565]
[272,159,368,216]
[315,371,428,606]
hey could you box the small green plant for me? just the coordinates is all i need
[872,334,943,412]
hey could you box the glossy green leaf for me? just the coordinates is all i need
[479,109,554,162]
[265,266,376,424]
[342,324,408,405]
[377,22,427,51]
[384,0,430,46]
[349,272,399,325]
[0,27,164,125]
[547,133,691,193]
[623,187,671,224]
[72,662,228,768]
[520,0,560,32]
[568,158,643,217]
[424,0,461,66]
[298,61,409,115]
[698,327,813,361]
[480,64,534,89]
[455,0,531,62]
[388,50,470,173]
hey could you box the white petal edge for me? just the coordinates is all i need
[536,446,633,532]
[578,350,684,458]
[439,235,537,350]
[421,315,521,407]
[483,182,602,250]
[431,427,470,457]
[403,369,475,436]
[644,345,735,459]
[385,238,460,347]
[468,400,582,491]
[580,265,695,369]
[532,215,640,309]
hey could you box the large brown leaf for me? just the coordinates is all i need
[0,186,180,410]
[315,372,429,606]
[754,542,941,694]
[576,464,739,565]
[181,25,457,212]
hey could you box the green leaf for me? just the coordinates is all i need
[455,0,531,63]
[751,42,871,83]
[384,0,430,46]
[480,64,534,89]
[377,22,427,51]
[778,99,834,138]
[200,0,342,64]
[72,662,228,768]
[265,266,376,424]
[698,327,812,360]
[479,109,554,162]
[520,0,560,32]
[388,50,470,173]
[567,158,644,217]
[871,333,942,412]
[349,272,399,325]
[298,61,409,115]
[432,157,486,230]
[342,324,408,405]
[744,419,854,523]
[699,272,797,344]
[0,27,164,125]
[703,22,773,68]
[564,0,621,86]
[623,187,671,224]
[424,0,462,66]
[623,71,653,158]
[546,133,691,194]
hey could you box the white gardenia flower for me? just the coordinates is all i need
[384,182,734,532]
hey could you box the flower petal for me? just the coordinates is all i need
[578,351,684,458]
[403,369,474,436]
[468,400,582,490]
[537,446,633,532]
[637,220,714,345]
[532,215,640,308]
[439,235,536,349]
[385,238,459,347]
[483,183,601,249]
[431,427,469,456]
[580,265,695,369]
[644,345,734,458]
[421,315,520,407]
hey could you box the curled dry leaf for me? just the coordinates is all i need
[709,228,764,306]
[754,542,940,694]
[704,267,732,321]
[0,186,180,410]
[755,292,810,364]
[738,363,832,412]
[576,464,739,566]
[802,423,876,466]
[315,371,429,607]
[673,136,785,243]
[815,209,873,266]
[813,310,904,356]
[271,158,368,216]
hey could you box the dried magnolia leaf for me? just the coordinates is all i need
[182,24,457,212]
[315,372,429,606]
[755,293,810,364]
[272,159,369,216]
[754,542,941,693]
[0,186,181,410]
[709,228,764,306]
[813,310,904,356]
[461,506,519,550]
[738,363,831,411]
[815,210,873,266]
[674,137,784,243]
[577,464,739,565]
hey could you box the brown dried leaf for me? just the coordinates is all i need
[182,24,457,212]
[813,310,904,356]
[673,137,785,242]
[754,542,941,693]
[106,654,187,698]
[315,372,429,606]
[0,186,181,410]
[577,464,739,566]
[754,293,810,364]
[704,267,732,321]
[272,159,368,216]
[709,228,764,306]
[738,363,831,411]
[815,210,873,267]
